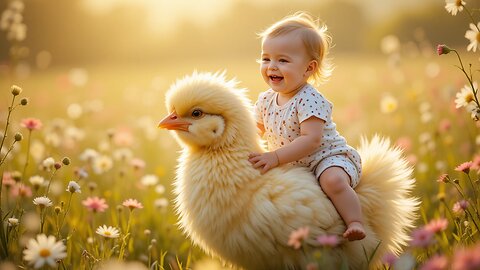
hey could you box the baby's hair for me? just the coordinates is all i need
[258,12,333,85]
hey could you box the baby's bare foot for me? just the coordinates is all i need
[343,221,366,241]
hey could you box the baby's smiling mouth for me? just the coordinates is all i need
[269,75,283,82]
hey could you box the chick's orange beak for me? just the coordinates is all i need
[158,111,191,132]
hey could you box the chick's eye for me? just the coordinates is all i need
[191,109,203,118]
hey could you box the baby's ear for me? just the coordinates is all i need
[306,60,318,72]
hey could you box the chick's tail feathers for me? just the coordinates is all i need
[355,135,419,261]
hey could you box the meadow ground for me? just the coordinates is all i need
[1,51,479,269]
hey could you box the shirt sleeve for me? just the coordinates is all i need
[297,90,332,123]
[253,92,265,125]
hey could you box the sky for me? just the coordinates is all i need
[81,0,438,34]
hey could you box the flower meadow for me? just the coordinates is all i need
[0,1,480,269]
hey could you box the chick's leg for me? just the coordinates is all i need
[319,166,366,241]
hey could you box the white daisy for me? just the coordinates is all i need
[455,83,478,109]
[465,23,480,52]
[66,181,81,193]
[445,0,465,16]
[42,157,55,170]
[141,174,158,187]
[29,175,45,187]
[33,196,53,208]
[96,225,120,239]
[79,148,99,162]
[7,217,19,227]
[380,95,398,114]
[154,198,169,209]
[92,155,113,174]
[23,234,67,269]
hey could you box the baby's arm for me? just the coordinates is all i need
[249,116,325,173]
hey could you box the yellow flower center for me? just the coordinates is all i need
[465,93,474,103]
[39,248,51,258]
[104,231,111,236]
[456,0,463,6]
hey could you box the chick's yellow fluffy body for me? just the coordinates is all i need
[162,72,418,269]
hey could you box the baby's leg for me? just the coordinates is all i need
[319,166,365,241]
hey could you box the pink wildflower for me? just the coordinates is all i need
[122,198,143,210]
[316,234,340,248]
[455,161,473,174]
[436,174,449,183]
[382,252,398,266]
[452,243,480,270]
[438,119,451,133]
[287,227,309,250]
[10,183,32,198]
[82,196,109,213]
[420,255,448,270]
[411,227,435,248]
[453,200,469,215]
[395,137,412,152]
[131,158,146,170]
[425,218,448,234]
[20,118,43,131]
[436,44,452,55]
[2,172,16,188]
[471,155,480,171]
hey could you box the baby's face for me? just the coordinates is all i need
[260,31,314,97]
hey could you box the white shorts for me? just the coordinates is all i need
[313,154,361,188]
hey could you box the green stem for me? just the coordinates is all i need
[0,140,18,167]
[118,210,132,259]
[464,6,480,32]
[466,209,480,233]
[0,95,16,158]
[452,50,480,108]
[21,130,32,180]
[45,169,58,197]
[40,207,45,233]
[58,193,73,237]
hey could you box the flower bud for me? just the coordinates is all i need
[116,205,123,212]
[454,179,460,184]
[54,206,61,214]
[62,157,71,166]
[14,132,23,141]
[11,171,22,182]
[11,85,22,96]
[54,162,62,170]
[436,44,452,55]
[20,97,28,105]
[144,229,151,236]
[151,239,157,245]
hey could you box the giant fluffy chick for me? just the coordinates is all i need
[158,72,419,270]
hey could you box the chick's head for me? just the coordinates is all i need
[159,72,256,150]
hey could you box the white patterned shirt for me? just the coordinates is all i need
[253,84,361,171]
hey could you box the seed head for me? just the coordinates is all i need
[11,85,22,96]
[20,97,28,106]
[62,157,71,166]
[54,162,62,170]
[14,132,23,141]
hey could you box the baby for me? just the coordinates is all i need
[248,12,365,241]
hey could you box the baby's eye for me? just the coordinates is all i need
[279,59,288,63]
[262,58,270,62]
[191,109,203,118]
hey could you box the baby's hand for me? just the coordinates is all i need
[248,151,279,174]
